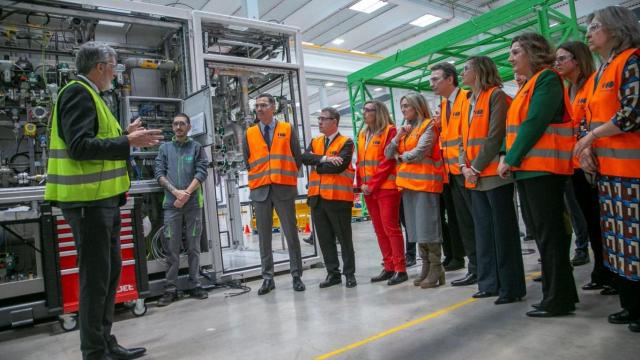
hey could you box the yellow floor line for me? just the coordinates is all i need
[314,271,542,360]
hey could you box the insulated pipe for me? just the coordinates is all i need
[123,58,176,71]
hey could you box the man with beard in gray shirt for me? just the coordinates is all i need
[154,113,209,306]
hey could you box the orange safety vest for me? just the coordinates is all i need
[585,48,640,178]
[246,121,298,189]
[307,134,355,202]
[440,88,470,177]
[569,77,594,168]
[461,87,512,188]
[357,125,397,190]
[505,69,575,175]
[396,119,444,193]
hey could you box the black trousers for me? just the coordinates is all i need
[615,276,640,318]
[449,174,477,275]
[518,175,579,313]
[471,184,526,298]
[311,198,355,276]
[441,183,465,263]
[400,199,415,258]
[571,170,611,286]
[516,183,536,239]
[63,206,122,360]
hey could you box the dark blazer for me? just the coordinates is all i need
[242,120,303,202]
[301,133,354,209]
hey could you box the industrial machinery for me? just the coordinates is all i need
[0,0,319,329]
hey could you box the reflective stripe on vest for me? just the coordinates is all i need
[461,87,512,189]
[308,134,355,202]
[356,125,397,190]
[439,89,469,176]
[505,69,575,175]
[586,48,640,178]
[44,80,130,202]
[569,79,593,169]
[396,119,444,193]
[246,121,298,189]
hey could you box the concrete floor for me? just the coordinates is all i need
[0,221,637,360]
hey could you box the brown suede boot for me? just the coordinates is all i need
[420,243,445,288]
[414,243,430,286]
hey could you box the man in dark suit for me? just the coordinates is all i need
[44,42,162,360]
[302,107,357,288]
[242,93,305,295]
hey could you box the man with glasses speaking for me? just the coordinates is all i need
[45,42,162,359]
[243,93,305,295]
[302,107,357,289]
[155,113,209,307]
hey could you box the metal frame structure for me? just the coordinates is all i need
[347,0,584,132]
[190,11,320,282]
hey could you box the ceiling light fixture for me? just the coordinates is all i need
[302,41,316,46]
[374,87,383,91]
[350,50,367,54]
[410,13,442,28]
[332,38,345,45]
[349,0,388,14]
[325,82,335,87]
[332,104,340,108]
[98,20,126,27]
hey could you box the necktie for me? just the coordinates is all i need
[324,137,330,153]
[446,100,452,122]
[263,124,271,148]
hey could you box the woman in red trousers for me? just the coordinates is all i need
[357,100,407,285]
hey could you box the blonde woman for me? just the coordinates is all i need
[460,56,526,304]
[385,93,445,288]
[357,101,407,285]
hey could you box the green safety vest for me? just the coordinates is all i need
[44,80,130,202]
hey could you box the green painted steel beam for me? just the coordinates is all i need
[347,0,565,85]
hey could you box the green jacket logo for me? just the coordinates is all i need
[183,156,194,161]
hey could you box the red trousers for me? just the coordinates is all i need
[365,189,406,272]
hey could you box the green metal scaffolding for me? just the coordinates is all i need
[347,0,585,135]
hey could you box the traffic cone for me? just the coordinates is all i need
[244,224,251,234]
[304,222,311,234]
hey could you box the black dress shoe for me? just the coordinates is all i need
[371,269,394,283]
[531,302,542,309]
[451,273,477,286]
[629,320,640,332]
[581,282,604,291]
[533,275,542,282]
[107,335,146,360]
[292,276,306,292]
[608,309,635,324]
[189,287,209,299]
[258,279,275,295]
[302,236,313,245]
[345,275,357,288]
[319,275,342,288]
[495,296,522,305]
[406,256,417,267]
[444,259,465,272]
[600,286,618,296]
[387,272,408,286]
[472,291,496,298]
[526,309,573,318]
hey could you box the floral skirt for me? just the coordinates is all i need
[598,176,640,281]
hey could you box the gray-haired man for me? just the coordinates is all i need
[45,42,161,359]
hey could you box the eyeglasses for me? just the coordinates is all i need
[363,107,376,113]
[317,116,336,122]
[255,103,272,109]
[555,55,574,64]
[99,62,117,69]
[587,22,602,33]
